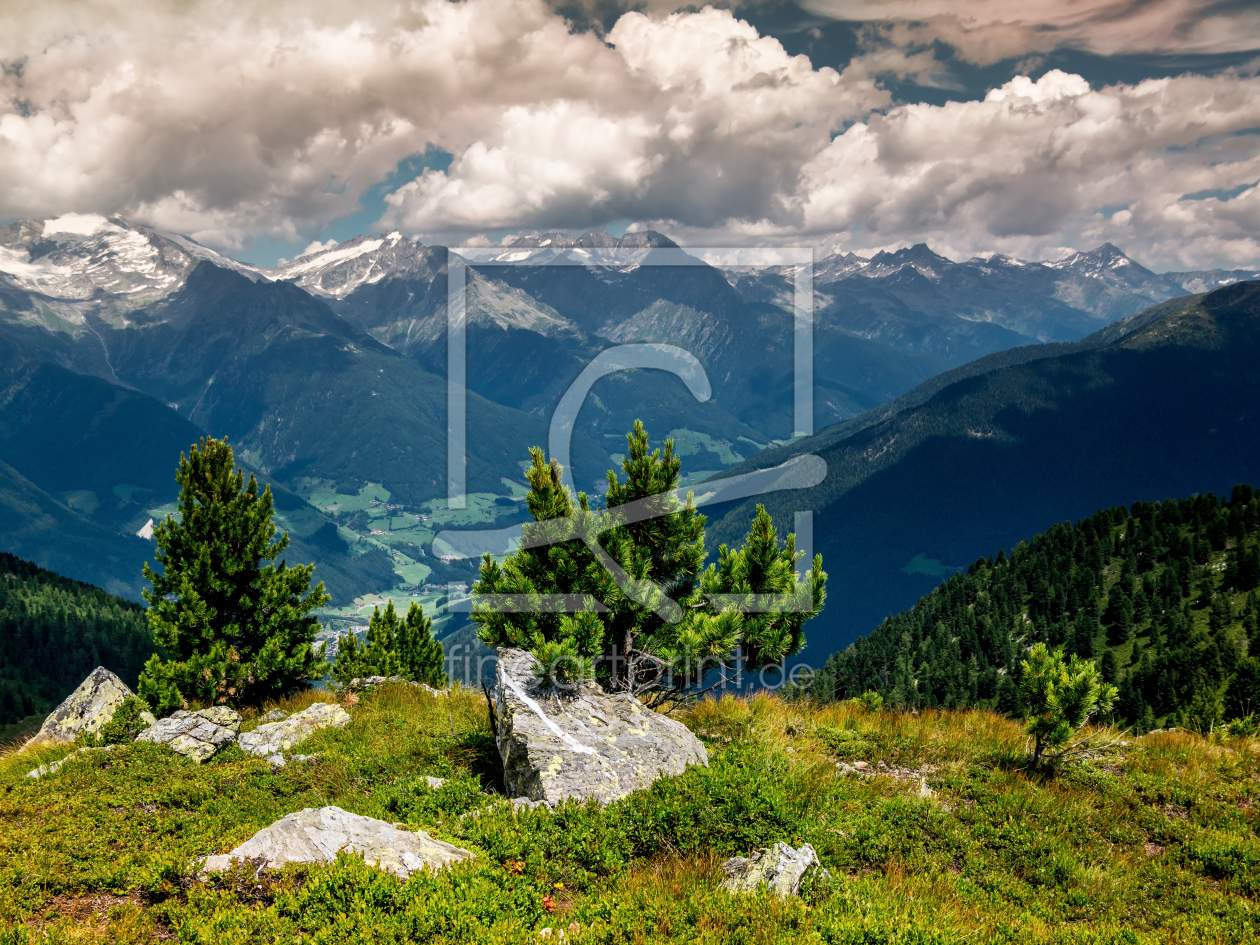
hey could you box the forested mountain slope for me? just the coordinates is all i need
[708,280,1260,657]
[0,552,153,728]
[809,488,1260,732]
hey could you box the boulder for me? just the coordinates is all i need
[136,707,242,763]
[31,667,135,744]
[238,702,350,757]
[259,709,289,723]
[202,806,473,879]
[720,842,825,897]
[493,647,708,806]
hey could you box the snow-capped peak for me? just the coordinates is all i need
[0,215,264,306]
[267,232,441,299]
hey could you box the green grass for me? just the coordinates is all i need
[2,691,1258,942]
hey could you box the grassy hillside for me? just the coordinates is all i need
[809,487,1260,732]
[708,280,1260,657]
[3,685,1259,942]
[0,552,154,729]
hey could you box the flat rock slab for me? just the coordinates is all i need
[136,707,242,763]
[721,842,825,897]
[239,702,350,757]
[202,806,473,879]
[32,667,134,744]
[494,647,708,806]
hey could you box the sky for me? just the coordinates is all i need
[2,0,1259,270]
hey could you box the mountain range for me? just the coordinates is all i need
[1,212,1258,661]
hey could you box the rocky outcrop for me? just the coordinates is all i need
[31,667,136,744]
[202,806,473,879]
[136,707,242,762]
[493,647,708,806]
[238,702,350,760]
[720,842,825,897]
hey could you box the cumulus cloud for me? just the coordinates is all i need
[0,0,1258,268]
[791,70,1260,268]
[380,9,880,235]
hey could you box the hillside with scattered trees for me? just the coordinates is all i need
[809,485,1260,733]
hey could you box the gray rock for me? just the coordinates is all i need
[348,676,447,696]
[425,776,447,789]
[136,707,242,762]
[721,842,825,897]
[201,806,473,879]
[260,709,289,723]
[31,667,135,744]
[238,702,350,757]
[493,647,708,806]
[25,745,116,779]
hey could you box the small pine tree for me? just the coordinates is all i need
[397,601,446,686]
[1019,643,1117,763]
[138,438,329,713]
[333,600,445,687]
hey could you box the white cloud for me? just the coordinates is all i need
[379,9,879,235]
[0,1,1258,269]
[787,70,1260,268]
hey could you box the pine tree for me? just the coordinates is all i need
[332,600,446,687]
[1020,643,1117,763]
[398,600,446,686]
[473,422,825,699]
[137,438,329,712]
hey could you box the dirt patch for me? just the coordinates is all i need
[1162,803,1189,820]
[1144,842,1166,857]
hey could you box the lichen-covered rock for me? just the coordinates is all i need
[238,702,350,757]
[201,807,473,879]
[494,647,708,806]
[720,842,825,897]
[31,667,135,744]
[259,709,289,723]
[136,707,241,763]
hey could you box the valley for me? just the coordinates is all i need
[2,214,1259,670]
